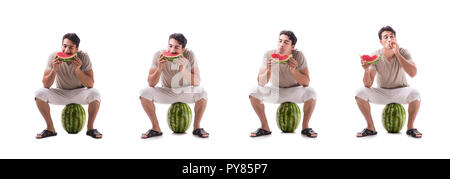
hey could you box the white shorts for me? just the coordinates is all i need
[249,85,317,104]
[355,87,421,104]
[35,87,101,105]
[139,86,208,104]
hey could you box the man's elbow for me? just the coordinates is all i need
[300,81,310,87]
[300,78,310,87]
[409,71,417,78]
[42,80,51,89]
[364,82,373,88]
[85,81,95,88]
[148,81,156,87]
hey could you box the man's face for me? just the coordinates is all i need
[61,38,78,55]
[167,38,185,54]
[380,31,396,49]
[277,34,295,55]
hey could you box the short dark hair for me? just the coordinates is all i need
[169,33,187,48]
[378,26,396,40]
[279,30,297,45]
[62,33,80,47]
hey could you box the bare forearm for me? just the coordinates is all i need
[75,69,94,88]
[43,70,57,88]
[258,69,271,86]
[363,69,373,88]
[396,53,417,77]
[148,69,162,87]
[190,72,200,86]
[291,70,310,86]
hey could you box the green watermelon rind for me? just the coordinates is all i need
[276,102,301,133]
[61,103,86,134]
[382,103,406,133]
[57,53,78,62]
[167,102,192,133]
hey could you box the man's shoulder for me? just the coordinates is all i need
[399,47,410,55]
[183,49,196,61]
[292,49,305,61]
[183,48,195,55]
[77,50,90,60]
[292,49,304,56]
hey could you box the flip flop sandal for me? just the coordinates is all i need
[142,129,163,139]
[250,128,272,137]
[406,128,422,138]
[193,128,209,138]
[301,128,318,138]
[86,129,103,139]
[36,129,57,139]
[357,128,377,137]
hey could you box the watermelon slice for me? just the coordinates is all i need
[56,52,77,62]
[360,54,381,64]
[270,53,293,64]
[162,51,182,61]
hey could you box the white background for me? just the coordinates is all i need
[1,0,449,159]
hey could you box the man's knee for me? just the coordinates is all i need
[407,88,421,103]
[355,87,370,101]
[139,87,157,101]
[34,88,50,102]
[193,88,208,102]
[303,87,317,101]
[86,88,101,103]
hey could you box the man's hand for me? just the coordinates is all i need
[52,56,63,71]
[361,58,371,71]
[391,41,400,55]
[72,56,83,70]
[288,58,298,73]
[157,53,167,70]
[176,55,189,72]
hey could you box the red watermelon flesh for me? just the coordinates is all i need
[56,52,77,62]
[271,53,292,64]
[162,51,182,61]
[360,54,381,64]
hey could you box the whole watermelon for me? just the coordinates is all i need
[276,102,301,132]
[61,103,86,134]
[382,103,406,133]
[167,102,192,133]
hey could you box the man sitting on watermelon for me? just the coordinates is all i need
[140,33,209,138]
[355,26,422,138]
[34,33,103,139]
[249,30,318,138]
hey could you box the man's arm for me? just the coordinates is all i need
[75,69,95,88]
[288,58,310,87]
[72,56,94,88]
[189,67,200,86]
[290,68,310,87]
[148,54,167,87]
[392,42,417,77]
[363,68,376,88]
[43,56,62,88]
[148,67,163,87]
[43,69,57,88]
[396,52,417,78]
[257,58,272,86]
[257,67,271,86]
